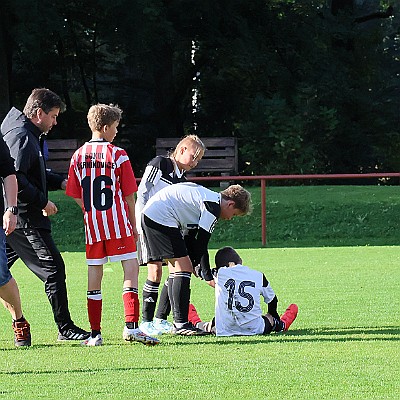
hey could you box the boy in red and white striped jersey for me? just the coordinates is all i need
[66,104,159,346]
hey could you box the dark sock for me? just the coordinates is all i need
[155,279,171,319]
[172,272,191,324]
[126,322,138,329]
[167,274,175,317]
[273,318,285,332]
[142,280,160,322]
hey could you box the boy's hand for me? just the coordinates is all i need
[132,226,139,242]
[193,263,203,279]
[205,279,215,288]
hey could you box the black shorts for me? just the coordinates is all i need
[142,215,188,261]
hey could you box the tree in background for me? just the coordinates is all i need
[0,0,398,176]
[194,0,399,175]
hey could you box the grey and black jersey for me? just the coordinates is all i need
[136,156,186,216]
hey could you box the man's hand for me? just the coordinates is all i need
[42,200,58,216]
[61,179,68,190]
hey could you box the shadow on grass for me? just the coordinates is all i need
[156,325,400,346]
[1,326,398,351]
[0,366,175,376]
[294,326,400,336]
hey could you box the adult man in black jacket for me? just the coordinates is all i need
[1,88,89,341]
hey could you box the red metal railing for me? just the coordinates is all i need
[184,172,400,246]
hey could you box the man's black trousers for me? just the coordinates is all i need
[6,228,73,329]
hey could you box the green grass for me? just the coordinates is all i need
[1,246,399,399]
[49,185,400,251]
[212,185,400,248]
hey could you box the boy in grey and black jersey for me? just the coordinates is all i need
[136,135,205,336]
[141,182,252,335]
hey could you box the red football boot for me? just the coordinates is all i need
[280,304,298,331]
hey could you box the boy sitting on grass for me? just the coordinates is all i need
[193,246,298,336]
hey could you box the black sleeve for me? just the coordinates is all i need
[47,170,65,191]
[186,227,213,281]
[199,252,213,282]
[16,171,48,209]
[267,295,280,320]
[7,131,48,209]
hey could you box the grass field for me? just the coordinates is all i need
[1,246,399,399]
[49,185,400,251]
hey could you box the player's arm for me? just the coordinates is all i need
[65,161,83,210]
[125,193,139,242]
[136,157,164,208]
[137,166,156,207]
[267,296,279,320]
[189,228,215,286]
[65,168,83,211]
[72,197,84,210]
[191,200,221,285]
[118,152,139,241]
[261,274,280,320]
[199,252,215,287]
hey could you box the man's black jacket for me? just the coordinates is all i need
[1,107,64,230]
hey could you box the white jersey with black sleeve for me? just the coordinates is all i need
[214,264,276,336]
[142,182,221,234]
[135,156,186,264]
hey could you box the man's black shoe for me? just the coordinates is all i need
[58,324,90,341]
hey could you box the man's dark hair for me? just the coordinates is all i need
[23,88,66,118]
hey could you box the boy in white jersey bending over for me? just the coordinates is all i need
[66,104,159,346]
[197,246,298,336]
[141,182,252,335]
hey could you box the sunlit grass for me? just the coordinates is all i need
[1,246,399,399]
[49,185,400,251]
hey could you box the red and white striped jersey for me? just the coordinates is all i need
[66,139,137,244]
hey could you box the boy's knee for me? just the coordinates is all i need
[147,263,163,282]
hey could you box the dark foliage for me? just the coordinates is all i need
[0,0,398,176]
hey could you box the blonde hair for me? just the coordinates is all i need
[171,134,206,160]
[87,103,122,132]
[220,185,252,215]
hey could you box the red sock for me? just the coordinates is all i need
[123,288,139,324]
[188,303,201,325]
[87,293,102,332]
